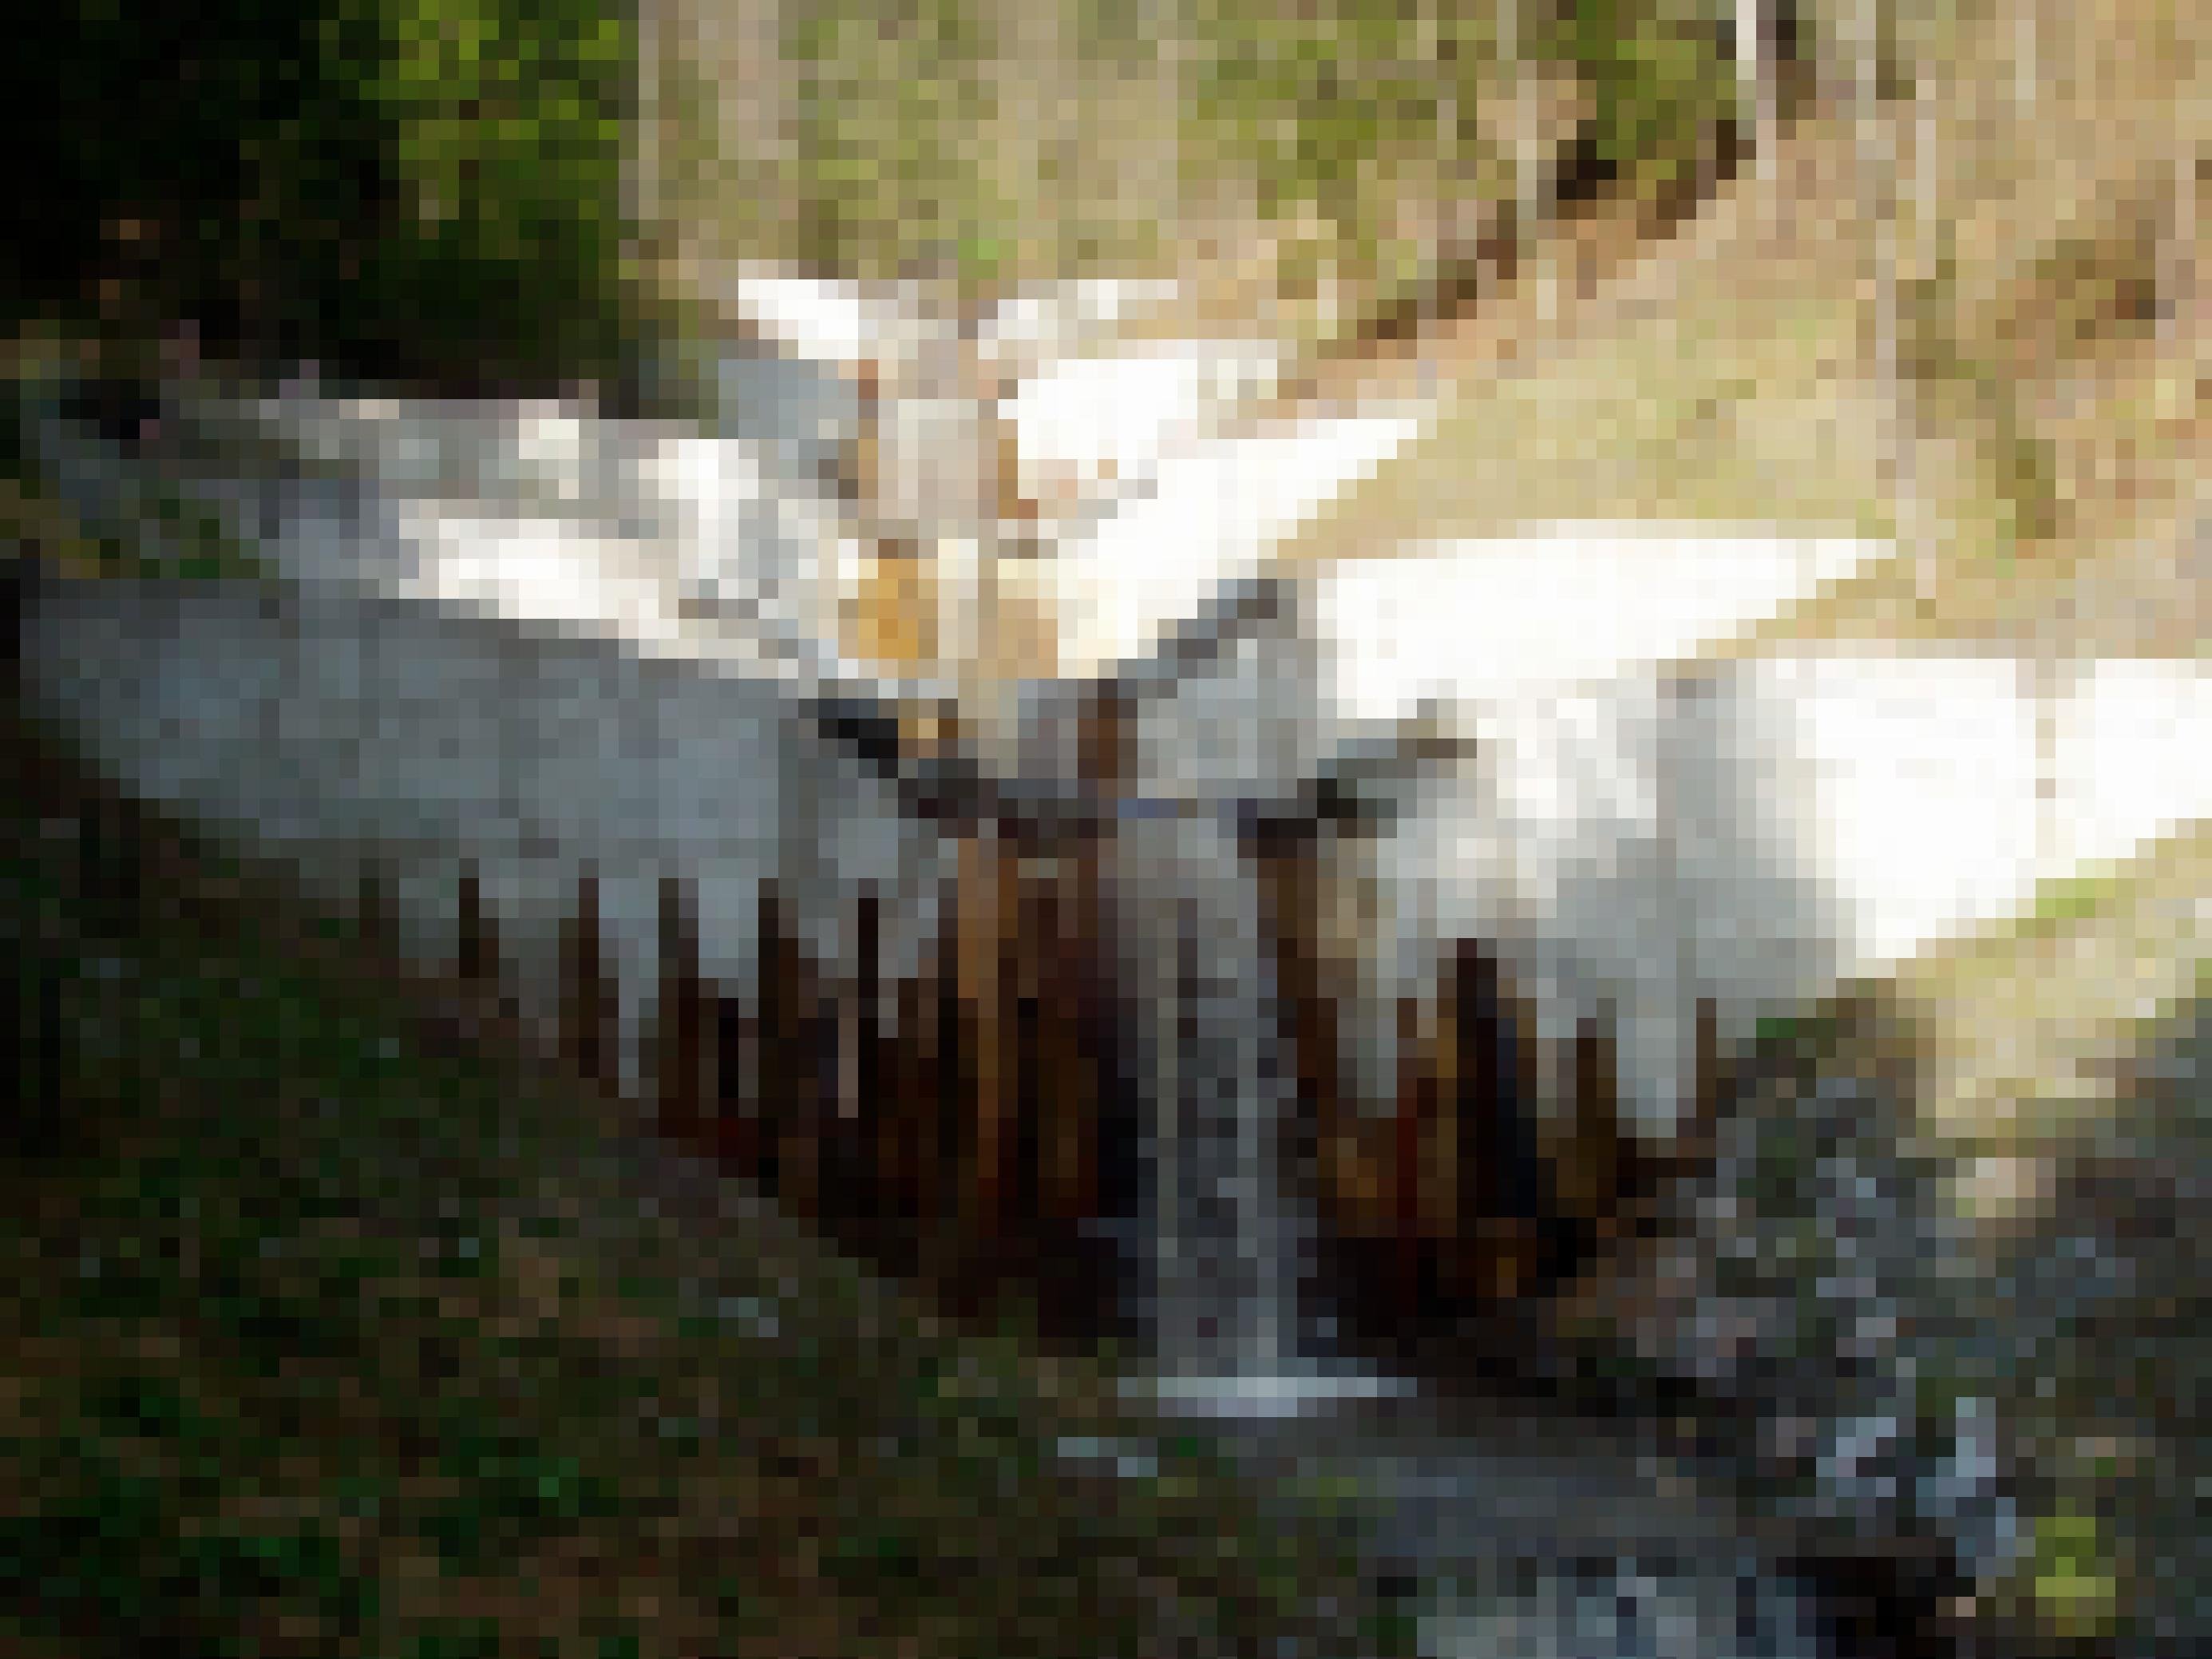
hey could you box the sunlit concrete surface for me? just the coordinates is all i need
[1038,406,1433,682]
[2056,659,2212,870]
[716,266,1284,515]
[34,345,2202,1155]
[389,507,694,647]
[1124,524,1897,821]
[714,267,902,370]
[722,266,1193,378]
[41,376,894,687]
[1312,644,2212,1144]
[1310,526,1894,723]
[1002,338,1287,504]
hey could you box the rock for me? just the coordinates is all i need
[1555,992,2212,1653]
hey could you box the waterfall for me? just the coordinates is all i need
[1104,588,1418,1416]
[1110,805,1302,1383]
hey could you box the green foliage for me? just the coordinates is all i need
[1184,0,1503,287]
[2024,1506,2123,1639]
[1179,0,1741,306]
[4,0,645,394]
[781,0,1008,291]
[2024,869,2129,935]
[331,0,640,386]
[1188,2,1498,228]
[0,1429,374,1654]
[419,1439,618,1568]
[1536,0,1740,203]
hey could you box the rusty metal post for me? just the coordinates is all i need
[656,873,705,1138]
[714,972,759,1176]
[831,885,883,1221]
[956,830,1014,1233]
[356,860,398,968]
[1561,1008,1626,1251]
[774,885,822,1222]
[1450,937,1550,1302]
[560,865,613,1090]
[456,861,499,1005]
[751,881,797,1197]
[1041,850,1100,1225]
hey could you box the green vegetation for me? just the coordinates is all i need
[6,0,648,394]
[1183,2,1506,274]
[1533,0,1741,201]
[2023,1507,2123,1641]
[781,0,1009,290]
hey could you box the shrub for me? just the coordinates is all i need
[4,0,647,395]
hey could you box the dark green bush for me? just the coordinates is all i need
[1537,0,1741,202]
[3,0,646,394]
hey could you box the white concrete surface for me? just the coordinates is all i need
[1003,337,1287,502]
[2057,659,2212,870]
[718,268,903,371]
[1312,526,1892,723]
[1039,406,1431,682]
[719,264,1320,689]
[723,266,1190,382]
[1311,640,2212,1142]
[18,369,968,1091]
[30,566,973,1082]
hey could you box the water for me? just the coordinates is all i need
[1109,802,1380,1400]
[1081,1384,1838,1657]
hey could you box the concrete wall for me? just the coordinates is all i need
[19,566,960,1095]
[1305,643,2212,1146]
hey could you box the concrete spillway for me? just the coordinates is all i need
[17,319,2212,1421]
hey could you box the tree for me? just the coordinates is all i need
[3,0,647,395]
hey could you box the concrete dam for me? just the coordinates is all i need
[17,295,2212,1418]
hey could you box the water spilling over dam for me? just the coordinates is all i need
[16,299,2212,1435]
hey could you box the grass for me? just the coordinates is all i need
[1888,822,2212,1162]
[1258,0,2201,652]
[0,702,1407,1659]
[1278,113,2018,568]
